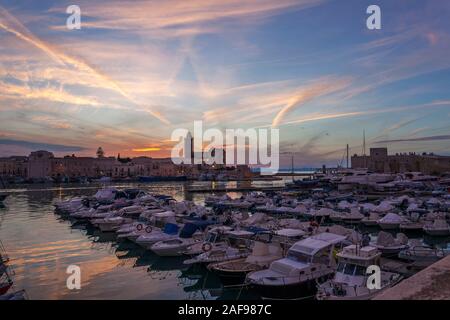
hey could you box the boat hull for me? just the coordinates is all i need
[247,278,326,300]
[423,229,450,237]
[378,223,400,230]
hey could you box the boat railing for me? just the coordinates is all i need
[408,246,447,257]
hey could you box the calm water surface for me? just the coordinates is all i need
[1,181,286,300]
[2,180,449,299]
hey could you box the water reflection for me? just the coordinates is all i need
[0,182,264,299]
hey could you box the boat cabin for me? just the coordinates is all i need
[334,245,381,285]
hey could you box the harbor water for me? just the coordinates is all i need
[0,181,281,300]
[1,180,450,299]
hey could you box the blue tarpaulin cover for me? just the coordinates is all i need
[163,223,179,235]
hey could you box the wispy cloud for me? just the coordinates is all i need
[0,138,86,152]
[0,6,170,124]
[375,135,450,144]
[271,77,351,127]
[58,0,326,36]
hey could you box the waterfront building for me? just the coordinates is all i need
[0,156,28,178]
[351,148,450,175]
[1,149,252,182]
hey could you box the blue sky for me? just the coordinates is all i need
[0,0,449,167]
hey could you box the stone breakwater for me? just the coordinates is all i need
[374,255,450,300]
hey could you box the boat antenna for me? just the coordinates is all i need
[291,152,294,174]
[346,144,349,169]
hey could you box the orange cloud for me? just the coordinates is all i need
[132,147,162,152]
[0,6,170,124]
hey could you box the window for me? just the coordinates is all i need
[337,263,345,273]
[355,265,366,276]
[343,264,356,275]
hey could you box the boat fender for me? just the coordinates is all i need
[136,224,143,231]
[202,243,212,252]
[145,226,152,233]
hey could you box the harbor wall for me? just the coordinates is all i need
[374,255,450,300]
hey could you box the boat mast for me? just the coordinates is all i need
[291,153,294,174]
[363,129,366,156]
[346,144,349,169]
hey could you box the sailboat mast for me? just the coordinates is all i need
[291,153,294,174]
[346,144,349,169]
[363,129,366,156]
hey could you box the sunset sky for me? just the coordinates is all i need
[1,0,449,167]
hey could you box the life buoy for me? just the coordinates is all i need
[202,242,212,252]
[145,226,152,233]
[136,224,143,231]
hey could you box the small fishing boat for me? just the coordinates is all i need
[398,241,449,265]
[183,243,250,265]
[372,231,408,256]
[245,232,347,299]
[423,219,450,236]
[316,245,402,300]
[208,241,283,285]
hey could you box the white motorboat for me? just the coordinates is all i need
[372,231,408,256]
[94,188,118,203]
[398,240,449,265]
[423,219,450,236]
[317,245,402,300]
[151,237,202,257]
[377,213,404,230]
[135,223,181,249]
[117,223,157,241]
[245,232,347,299]
[182,226,233,256]
[150,222,208,256]
[183,243,250,265]
[94,216,133,232]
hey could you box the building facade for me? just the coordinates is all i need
[2,150,252,181]
[351,148,450,175]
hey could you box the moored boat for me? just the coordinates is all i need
[316,245,402,300]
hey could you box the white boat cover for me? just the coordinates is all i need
[378,213,404,224]
[275,228,306,238]
[376,231,408,246]
[289,232,346,256]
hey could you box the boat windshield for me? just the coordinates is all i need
[287,251,310,263]
[337,263,366,276]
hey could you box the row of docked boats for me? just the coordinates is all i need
[53,181,450,300]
